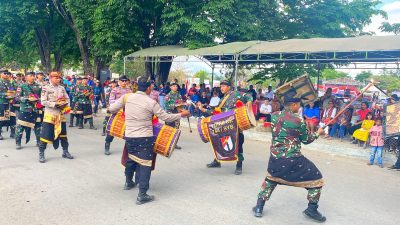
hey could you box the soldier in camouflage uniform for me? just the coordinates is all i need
[164,82,184,149]
[15,72,42,149]
[73,77,96,130]
[252,97,326,223]
[69,78,82,127]
[7,74,19,139]
[198,80,253,175]
[104,76,131,155]
[0,70,14,140]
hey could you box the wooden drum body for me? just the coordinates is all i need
[153,122,181,158]
[275,75,317,105]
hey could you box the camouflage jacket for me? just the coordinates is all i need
[165,91,182,112]
[270,109,319,159]
[73,84,93,104]
[0,78,15,104]
[205,90,253,115]
[16,82,42,113]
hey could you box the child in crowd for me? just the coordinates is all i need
[353,112,374,144]
[368,118,384,168]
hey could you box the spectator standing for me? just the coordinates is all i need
[264,86,274,100]
[367,118,384,168]
[159,84,167,110]
[188,84,197,97]
[180,84,187,99]
[93,81,103,115]
[247,85,257,102]
[320,88,336,110]
[257,99,272,122]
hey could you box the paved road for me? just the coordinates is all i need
[0,118,399,225]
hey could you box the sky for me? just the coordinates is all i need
[171,1,400,78]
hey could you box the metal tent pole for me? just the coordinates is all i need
[123,57,126,75]
[316,62,321,93]
[211,64,215,88]
[234,54,239,89]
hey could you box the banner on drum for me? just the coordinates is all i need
[207,111,239,162]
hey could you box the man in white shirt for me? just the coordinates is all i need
[257,99,272,122]
[264,86,274,100]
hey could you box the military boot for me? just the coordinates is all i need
[104,142,111,155]
[136,192,154,205]
[175,145,182,150]
[78,118,84,129]
[234,161,243,175]
[16,138,22,150]
[101,126,106,136]
[39,146,46,163]
[10,126,15,139]
[62,149,74,159]
[89,119,97,130]
[206,159,221,168]
[252,198,266,218]
[303,203,326,223]
[124,173,136,190]
[69,115,74,127]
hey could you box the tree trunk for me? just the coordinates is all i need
[54,51,63,71]
[34,27,52,74]
[52,0,92,75]
[94,56,110,80]
[157,60,173,84]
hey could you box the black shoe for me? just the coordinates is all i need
[175,145,182,150]
[62,151,74,159]
[124,181,136,190]
[303,203,326,223]
[136,193,154,205]
[89,125,97,130]
[207,159,221,168]
[104,142,111,155]
[252,198,265,218]
[16,142,22,150]
[234,161,242,175]
[388,165,400,170]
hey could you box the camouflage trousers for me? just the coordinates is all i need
[16,122,42,143]
[257,178,322,204]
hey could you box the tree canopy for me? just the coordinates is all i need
[0,0,387,81]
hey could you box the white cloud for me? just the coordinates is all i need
[364,1,400,35]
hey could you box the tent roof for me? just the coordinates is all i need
[323,77,363,86]
[126,36,400,64]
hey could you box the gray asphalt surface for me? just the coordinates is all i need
[0,117,399,225]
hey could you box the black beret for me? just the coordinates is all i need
[220,80,231,86]
[284,96,302,104]
[119,75,128,81]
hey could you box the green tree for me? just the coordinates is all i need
[372,72,400,93]
[355,71,373,82]
[322,69,349,80]
[193,70,210,83]
[380,22,400,35]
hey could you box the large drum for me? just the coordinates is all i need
[153,122,181,158]
[106,112,180,157]
[198,106,256,143]
[275,75,317,105]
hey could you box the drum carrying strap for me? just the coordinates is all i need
[218,92,232,108]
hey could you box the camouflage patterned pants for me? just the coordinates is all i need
[258,178,322,204]
[16,123,41,143]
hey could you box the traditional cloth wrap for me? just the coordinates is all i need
[266,156,324,188]
[40,113,66,143]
